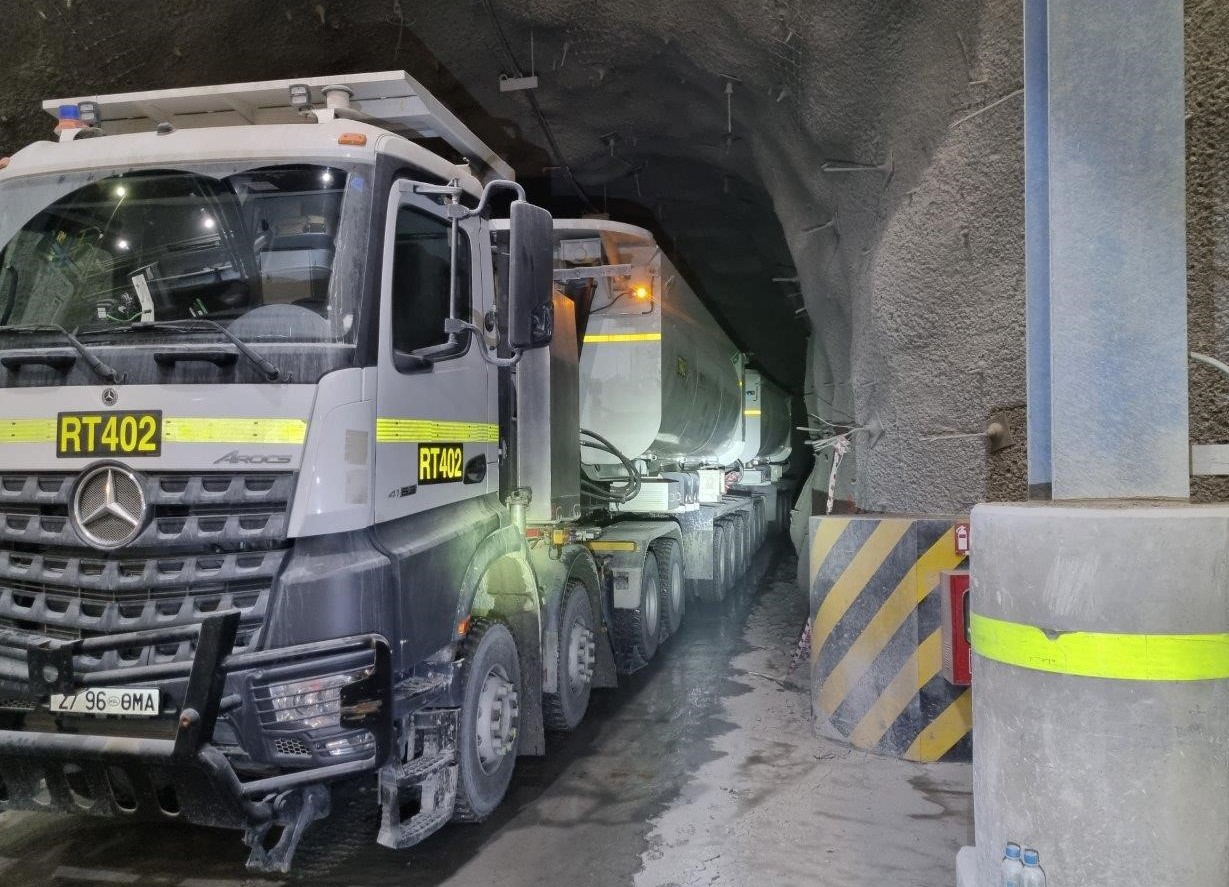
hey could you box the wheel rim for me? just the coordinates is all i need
[670,561,683,614]
[643,572,660,635]
[475,663,519,774]
[565,616,596,693]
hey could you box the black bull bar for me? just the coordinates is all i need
[0,611,393,871]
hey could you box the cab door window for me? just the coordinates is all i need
[390,204,471,364]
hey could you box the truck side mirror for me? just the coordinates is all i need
[507,200,554,350]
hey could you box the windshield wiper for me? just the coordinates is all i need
[0,324,124,383]
[82,319,290,382]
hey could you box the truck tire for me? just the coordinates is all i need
[543,581,595,732]
[615,551,660,669]
[722,520,738,590]
[708,522,727,602]
[734,513,750,575]
[453,622,521,822]
[653,538,685,639]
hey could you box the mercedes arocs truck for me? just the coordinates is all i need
[0,72,791,872]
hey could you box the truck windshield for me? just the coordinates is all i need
[0,161,369,345]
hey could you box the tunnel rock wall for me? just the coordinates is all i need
[1187,0,1229,504]
[0,1,1224,512]
[844,0,1026,512]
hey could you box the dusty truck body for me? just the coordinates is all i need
[547,219,789,623]
[0,73,786,872]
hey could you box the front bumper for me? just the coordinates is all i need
[0,611,392,834]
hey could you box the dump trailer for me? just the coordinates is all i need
[546,219,784,620]
[0,73,785,873]
[731,368,794,534]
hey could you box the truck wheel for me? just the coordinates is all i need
[724,521,738,588]
[654,538,685,639]
[543,581,595,731]
[708,522,727,602]
[615,551,660,668]
[734,514,750,575]
[453,622,521,822]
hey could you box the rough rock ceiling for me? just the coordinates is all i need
[0,0,976,397]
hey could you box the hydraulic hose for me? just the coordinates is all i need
[579,428,642,504]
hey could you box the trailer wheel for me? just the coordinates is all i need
[722,521,738,589]
[543,581,595,731]
[733,513,750,575]
[653,538,685,638]
[615,551,660,669]
[453,622,521,822]
[707,522,727,602]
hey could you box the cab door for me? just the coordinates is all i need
[373,180,498,522]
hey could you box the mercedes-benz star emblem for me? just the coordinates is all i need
[101,388,118,406]
[72,465,147,549]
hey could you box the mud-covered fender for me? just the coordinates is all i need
[451,525,526,636]
[454,526,547,756]
[528,544,617,692]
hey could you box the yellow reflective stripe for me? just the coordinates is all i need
[0,417,307,445]
[744,409,762,416]
[970,613,1229,681]
[582,333,662,343]
[0,419,56,443]
[376,418,499,443]
[163,417,307,444]
[586,540,638,552]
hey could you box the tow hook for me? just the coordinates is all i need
[243,783,331,873]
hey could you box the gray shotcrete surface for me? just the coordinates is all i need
[0,548,971,886]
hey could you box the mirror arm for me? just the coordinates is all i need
[444,318,523,368]
[462,179,526,221]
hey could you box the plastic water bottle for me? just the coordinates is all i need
[1021,849,1046,887]
[1001,843,1024,887]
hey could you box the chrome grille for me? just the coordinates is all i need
[0,471,295,673]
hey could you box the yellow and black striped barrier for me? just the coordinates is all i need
[808,516,971,762]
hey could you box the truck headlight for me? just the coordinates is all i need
[260,668,368,732]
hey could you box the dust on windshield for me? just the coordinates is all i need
[0,163,362,344]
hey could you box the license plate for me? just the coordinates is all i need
[57,411,162,458]
[49,687,161,717]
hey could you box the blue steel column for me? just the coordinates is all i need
[1025,0,1188,500]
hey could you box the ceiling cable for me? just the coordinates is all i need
[480,0,599,212]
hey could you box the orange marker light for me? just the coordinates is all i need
[457,615,473,637]
[338,132,368,147]
[633,284,650,301]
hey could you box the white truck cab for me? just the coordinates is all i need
[0,72,787,874]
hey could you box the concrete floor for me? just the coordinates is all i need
[0,545,971,886]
